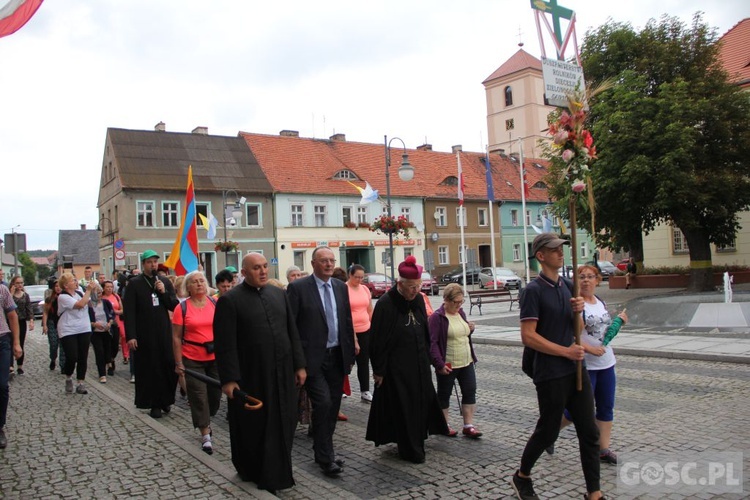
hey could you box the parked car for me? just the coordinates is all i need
[440,266,482,285]
[363,273,393,298]
[478,267,523,289]
[616,259,631,272]
[420,271,440,295]
[595,260,617,280]
[25,285,47,318]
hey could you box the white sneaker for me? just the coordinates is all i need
[129,375,135,383]
[361,391,373,402]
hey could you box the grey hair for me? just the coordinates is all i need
[286,265,301,280]
[183,270,205,296]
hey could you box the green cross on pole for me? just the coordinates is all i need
[530,0,574,46]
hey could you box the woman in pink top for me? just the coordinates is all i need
[101,281,126,370]
[347,264,374,402]
[172,271,220,455]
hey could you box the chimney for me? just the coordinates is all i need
[154,121,166,132]
[80,224,87,230]
[451,144,463,154]
[280,130,299,137]
[416,144,432,151]
[192,126,208,135]
[329,133,346,142]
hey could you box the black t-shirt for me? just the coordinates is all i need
[519,273,577,384]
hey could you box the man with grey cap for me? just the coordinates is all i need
[124,250,179,419]
[510,233,603,500]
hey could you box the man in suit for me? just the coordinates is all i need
[287,246,355,477]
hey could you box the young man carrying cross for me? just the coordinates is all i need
[510,233,605,500]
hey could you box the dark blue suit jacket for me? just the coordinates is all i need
[287,275,355,377]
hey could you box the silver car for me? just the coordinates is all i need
[478,267,523,289]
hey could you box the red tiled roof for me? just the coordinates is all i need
[239,132,550,204]
[482,48,542,84]
[718,18,750,88]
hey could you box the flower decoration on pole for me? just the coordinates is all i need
[214,240,240,253]
[369,215,414,239]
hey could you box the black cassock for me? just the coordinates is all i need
[366,287,448,463]
[123,274,178,410]
[214,282,306,491]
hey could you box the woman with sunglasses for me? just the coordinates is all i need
[428,283,481,438]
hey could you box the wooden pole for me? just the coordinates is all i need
[568,197,583,391]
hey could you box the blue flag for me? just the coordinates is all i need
[485,154,495,202]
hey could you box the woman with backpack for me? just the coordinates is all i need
[172,271,221,454]
[88,285,115,384]
[57,273,97,394]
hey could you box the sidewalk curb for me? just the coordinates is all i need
[472,337,750,365]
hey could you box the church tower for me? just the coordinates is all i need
[483,48,555,159]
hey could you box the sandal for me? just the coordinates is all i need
[462,425,483,439]
[444,427,458,437]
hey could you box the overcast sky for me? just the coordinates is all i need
[1,0,747,250]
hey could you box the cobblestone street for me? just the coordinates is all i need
[2,329,748,499]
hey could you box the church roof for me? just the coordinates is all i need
[482,48,542,84]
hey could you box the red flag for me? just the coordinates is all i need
[0,0,44,38]
[522,166,531,199]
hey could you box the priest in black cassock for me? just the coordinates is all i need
[214,253,307,493]
[366,256,448,463]
[124,250,179,419]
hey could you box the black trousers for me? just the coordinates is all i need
[355,330,371,392]
[520,370,601,493]
[60,332,92,381]
[90,331,112,377]
[304,347,345,465]
[16,319,27,367]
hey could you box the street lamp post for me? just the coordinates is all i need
[221,190,245,268]
[97,216,115,277]
[384,135,415,281]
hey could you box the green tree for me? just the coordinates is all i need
[17,253,37,285]
[577,14,750,291]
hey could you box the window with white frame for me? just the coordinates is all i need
[510,209,519,226]
[455,207,467,227]
[477,207,488,227]
[381,205,388,216]
[672,227,689,253]
[404,247,413,258]
[580,242,588,258]
[291,204,303,227]
[196,203,208,227]
[357,206,368,224]
[513,243,521,261]
[293,251,305,270]
[717,237,736,252]
[137,201,155,227]
[438,246,449,265]
[314,205,327,227]
[435,207,447,227]
[525,210,532,226]
[246,203,261,227]
[162,202,179,227]
[342,206,353,225]
[400,207,411,222]
[458,244,468,264]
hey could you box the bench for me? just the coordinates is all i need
[467,288,519,316]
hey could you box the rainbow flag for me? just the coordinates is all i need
[164,166,199,275]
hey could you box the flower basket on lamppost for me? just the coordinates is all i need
[369,215,414,240]
[214,240,240,253]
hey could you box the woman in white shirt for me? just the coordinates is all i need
[57,273,97,395]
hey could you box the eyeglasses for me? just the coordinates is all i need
[579,274,598,281]
[316,259,336,264]
[450,299,465,305]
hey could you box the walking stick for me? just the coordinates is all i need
[454,380,462,416]
[183,368,263,411]
[568,197,583,391]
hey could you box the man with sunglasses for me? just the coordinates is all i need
[510,233,604,500]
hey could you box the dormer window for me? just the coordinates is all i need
[333,169,358,180]
[504,85,513,106]
[533,181,547,189]
[441,176,459,187]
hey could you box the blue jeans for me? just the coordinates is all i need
[0,334,11,429]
